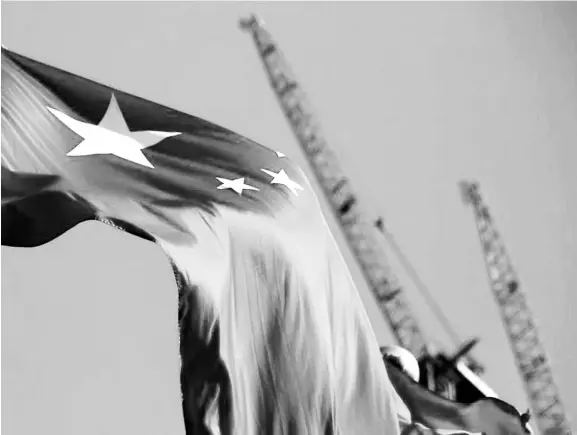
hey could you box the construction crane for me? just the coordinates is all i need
[240,13,427,359]
[240,14,483,400]
[460,180,573,435]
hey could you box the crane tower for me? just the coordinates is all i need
[240,13,428,359]
[460,180,573,435]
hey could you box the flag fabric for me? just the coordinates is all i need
[398,419,480,435]
[2,48,403,435]
[384,360,533,435]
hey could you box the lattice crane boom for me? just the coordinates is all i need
[240,15,429,359]
[460,180,572,435]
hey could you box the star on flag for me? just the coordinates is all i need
[216,170,303,197]
[46,94,181,168]
[261,168,304,196]
[216,177,259,195]
[47,92,303,199]
[48,91,301,198]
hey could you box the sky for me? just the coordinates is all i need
[2,2,576,434]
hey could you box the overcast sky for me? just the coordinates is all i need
[2,2,576,434]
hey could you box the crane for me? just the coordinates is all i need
[240,14,483,400]
[240,13,428,359]
[460,180,573,435]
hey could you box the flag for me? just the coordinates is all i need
[384,359,533,435]
[2,48,403,435]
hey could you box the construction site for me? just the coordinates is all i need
[2,3,575,435]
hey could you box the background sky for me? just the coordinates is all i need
[2,2,576,434]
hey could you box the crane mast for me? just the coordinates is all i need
[460,180,572,435]
[240,15,429,359]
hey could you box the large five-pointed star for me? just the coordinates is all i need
[46,94,181,168]
[216,177,259,195]
[261,168,304,196]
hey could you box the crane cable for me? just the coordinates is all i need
[375,219,463,349]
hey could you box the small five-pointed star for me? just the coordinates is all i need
[261,168,304,196]
[46,93,181,168]
[216,177,259,195]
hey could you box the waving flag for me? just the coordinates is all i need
[384,359,533,435]
[2,47,404,435]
